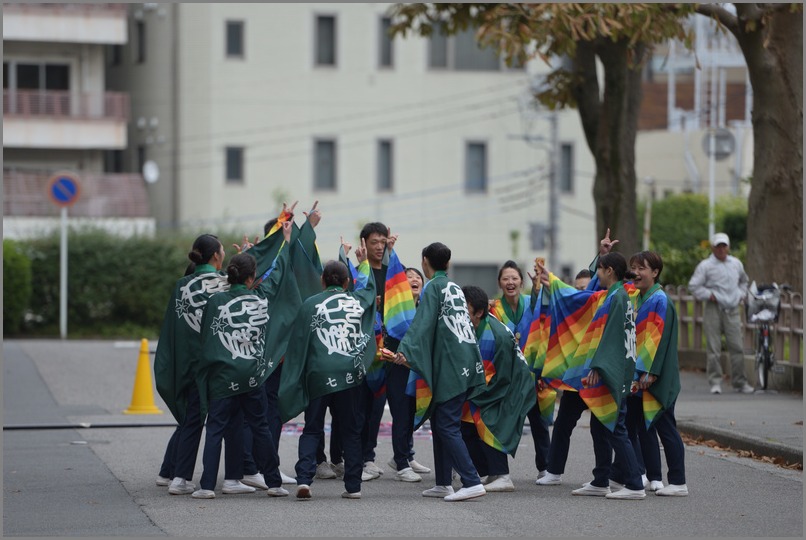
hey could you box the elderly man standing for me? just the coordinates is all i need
[688,232,753,395]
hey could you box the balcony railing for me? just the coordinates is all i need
[1,3,128,16]
[3,90,130,121]
[4,169,150,218]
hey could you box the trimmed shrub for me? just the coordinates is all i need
[3,239,33,335]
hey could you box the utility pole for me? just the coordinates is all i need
[548,111,559,271]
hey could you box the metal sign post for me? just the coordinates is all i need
[47,172,81,339]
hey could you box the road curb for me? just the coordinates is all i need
[678,420,803,466]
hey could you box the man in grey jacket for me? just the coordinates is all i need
[688,232,753,394]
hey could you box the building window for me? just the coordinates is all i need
[429,27,502,71]
[226,146,244,183]
[559,143,574,194]
[377,139,393,192]
[314,139,337,191]
[104,150,124,173]
[226,20,244,58]
[7,62,70,91]
[379,17,393,68]
[137,145,147,175]
[109,45,123,67]
[315,15,336,66]
[465,142,487,193]
[136,21,146,63]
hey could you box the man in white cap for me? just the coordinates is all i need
[688,232,753,394]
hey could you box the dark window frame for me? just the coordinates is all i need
[313,138,337,191]
[378,16,394,68]
[314,14,337,67]
[377,139,393,192]
[225,146,245,183]
[465,141,488,194]
[225,20,245,58]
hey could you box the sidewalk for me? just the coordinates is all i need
[674,367,803,466]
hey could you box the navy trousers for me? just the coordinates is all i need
[589,397,643,490]
[460,421,509,477]
[431,392,482,488]
[526,402,551,472]
[387,363,417,469]
[243,364,284,476]
[545,390,589,475]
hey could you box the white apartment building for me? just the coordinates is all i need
[106,3,599,293]
[3,2,152,238]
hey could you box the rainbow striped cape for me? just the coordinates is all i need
[492,295,557,424]
[537,274,636,432]
[628,283,680,429]
[381,249,417,341]
[462,315,536,456]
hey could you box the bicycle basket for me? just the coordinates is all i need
[746,281,781,322]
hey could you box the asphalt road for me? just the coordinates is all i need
[2,339,803,537]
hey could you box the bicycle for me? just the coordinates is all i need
[745,281,790,390]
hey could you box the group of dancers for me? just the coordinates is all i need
[153,201,688,502]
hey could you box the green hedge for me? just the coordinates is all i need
[3,239,33,335]
[13,227,245,339]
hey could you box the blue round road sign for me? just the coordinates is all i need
[47,173,81,208]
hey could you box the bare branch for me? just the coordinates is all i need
[695,4,740,35]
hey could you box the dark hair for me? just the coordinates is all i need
[359,222,388,241]
[497,260,523,282]
[462,285,489,318]
[629,251,664,283]
[188,234,221,265]
[263,218,278,236]
[422,242,451,271]
[226,253,257,285]
[405,267,424,282]
[184,262,196,276]
[322,260,350,288]
[597,252,635,281]
[575,268,592,280]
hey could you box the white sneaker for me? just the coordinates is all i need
[572,482,610,497]
[648,480,665,492]
[737,383,755,394]
[395,467,422,483]
[480,475,492,485]
[280,470,297,485]
[361,470,379,482]
[484,475,515,492]
[296,484,311,500]
[609,480,624,491]
[641,474,649,488]
[267,486,289,497]
[656,483,689,497]
[710,384,722,394]
[222,479,256,494]
[536,472,562,486]
[168,477,195,495]
[341,491,361,499]
[536,469,547,480]
[156,475,171,487]
[363,461,384,476]
[408,459,432,474]
[241,473,268,490]
[422,485,454,498]
[191,489,215,499]
[331,462,344,479]
[606,487,646,500]
[444,484,486,502]
[315,461,337,479]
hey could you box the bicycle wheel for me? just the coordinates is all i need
[755,329,770,390]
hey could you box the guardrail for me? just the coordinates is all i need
[667,285,803,364]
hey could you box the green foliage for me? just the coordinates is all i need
[17,227,247,338]
[646,193,749,285]
[3,240,33,335]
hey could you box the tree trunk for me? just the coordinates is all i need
[572,38,643,256]
[736,7,803,289]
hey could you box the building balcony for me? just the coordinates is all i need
[3,90,129,149]
[2,3,127,44]
[3,169,151,218]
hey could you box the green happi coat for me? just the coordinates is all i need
[153,230,289,423]
[398,271,486,428]
[196,241,301,415]
[154,264,230,423]
[278,260,377,422]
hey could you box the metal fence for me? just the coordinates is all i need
[667,285,803,365]
[3,90,130,121]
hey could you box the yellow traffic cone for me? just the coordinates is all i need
[123,338,163,415]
